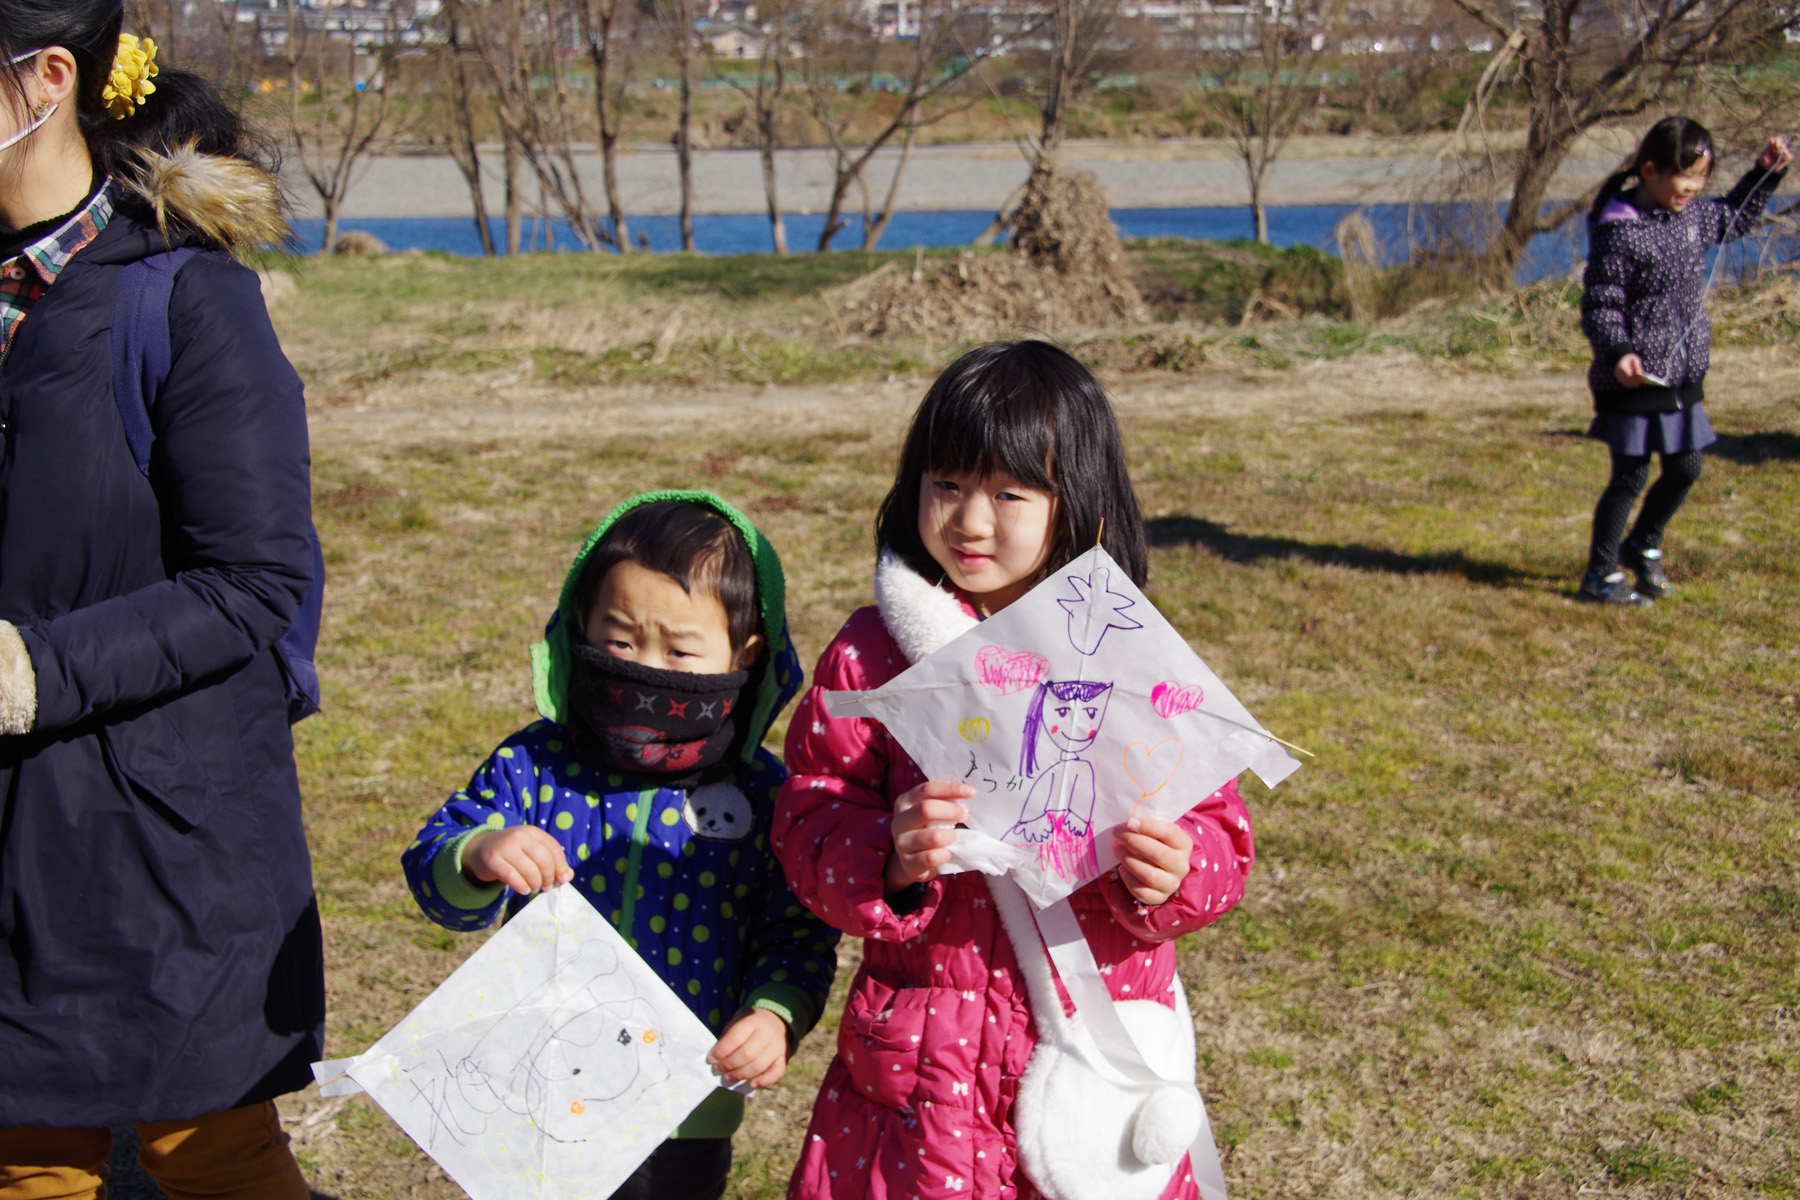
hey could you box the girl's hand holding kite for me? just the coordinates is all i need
[708,1008,790,1089]
[1113,815,1193,906]
[885,781,972,892]
[463,825,575,895]
[1758,135,1793,172]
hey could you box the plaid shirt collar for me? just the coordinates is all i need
[1,180,117,365]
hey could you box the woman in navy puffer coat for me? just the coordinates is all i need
[0,3,321,1193]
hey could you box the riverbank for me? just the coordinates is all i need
[250,249,1800,1199]
[288,132,1644,220]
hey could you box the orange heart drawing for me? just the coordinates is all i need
[1123,739,1184,798]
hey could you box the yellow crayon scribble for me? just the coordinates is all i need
[958,717,991,744]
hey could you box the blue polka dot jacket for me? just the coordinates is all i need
[1580,162,1784,414]
[401,491,839,1138]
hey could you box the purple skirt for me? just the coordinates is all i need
[1587,401,1717,456]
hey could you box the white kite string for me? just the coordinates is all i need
[1642,130,1797,387]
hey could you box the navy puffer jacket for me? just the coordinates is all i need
[0,163,322,1127]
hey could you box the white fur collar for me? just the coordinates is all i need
[874,550,979,665]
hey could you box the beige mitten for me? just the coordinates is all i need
[0,620,38,735]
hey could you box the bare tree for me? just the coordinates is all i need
[1447,0,1798,286]
[1194,0,1337,244]
[283,0,415,252]
[657,0,703,251]
[1036,0,1121,158]
[576,0,641,252]
[128,0,263,88]
[969,0,1105,244]
[438,0,498,256]
[126,1,181,60]
[717,5,797,254]
[462,0,630,255]
[800,0,990,252]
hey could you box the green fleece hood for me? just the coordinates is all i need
[529,490,800,759]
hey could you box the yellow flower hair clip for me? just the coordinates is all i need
[101,32,158,120]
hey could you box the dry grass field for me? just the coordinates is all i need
[218,250,1800,1199]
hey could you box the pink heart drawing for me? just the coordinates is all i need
[974,645,1051,696]
[1123,739,1184,798]
[1150,680,1205,718]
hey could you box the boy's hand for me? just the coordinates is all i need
[1114,815,1193,907]
[708,1008,789,1089]
[886,781,972,892]
[1758,135,1793,172]
[462,826,573,895]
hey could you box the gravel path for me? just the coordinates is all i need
[291,137,1620,219]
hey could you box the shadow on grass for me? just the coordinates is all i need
[1707,432,1800,464]
[1545,428,1800,465]
[1147,515,1533,586]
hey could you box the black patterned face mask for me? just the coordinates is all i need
[565,643,749,789]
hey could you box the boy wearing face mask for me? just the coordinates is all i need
[401,493,838,1200]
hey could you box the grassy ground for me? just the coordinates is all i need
[259,250,1799,1199]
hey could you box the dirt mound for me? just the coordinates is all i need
[332,230,388,257]
[842,166,1147,340]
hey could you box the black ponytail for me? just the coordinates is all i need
[0,0,275,177]
[1589,169,1634,225]
[1590,116,1715,223]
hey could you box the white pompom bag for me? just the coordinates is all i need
[989,875,1228,1200]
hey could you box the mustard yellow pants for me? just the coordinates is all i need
[0,1102,308,1200]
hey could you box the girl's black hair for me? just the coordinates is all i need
[874,340,1150,589]
[574,501,761,655]
[0,0,275,181]
[1590,116,1714,223]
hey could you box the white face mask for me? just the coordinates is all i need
[0,50,57,155]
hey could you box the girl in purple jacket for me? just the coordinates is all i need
[1577,116,1791,605]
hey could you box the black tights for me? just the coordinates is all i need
[608,1138,731,1200]
[1588,448,1704,573]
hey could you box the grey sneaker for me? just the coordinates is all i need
[1579,569,1652,606]
[1620,540,1671,597]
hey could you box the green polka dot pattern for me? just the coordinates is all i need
[399,699,836,1050]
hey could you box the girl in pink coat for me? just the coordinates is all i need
[774,341,1255,1200]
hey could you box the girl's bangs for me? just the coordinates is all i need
[1677,128,1714,173]
[918,387,1058,493]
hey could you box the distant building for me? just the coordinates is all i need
[249,0,438,56]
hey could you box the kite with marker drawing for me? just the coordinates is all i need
[826,544,1307,908]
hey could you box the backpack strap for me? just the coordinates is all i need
[109,248,325,723]
[110,247,199,476]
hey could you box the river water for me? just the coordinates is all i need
[290,201,1794,286]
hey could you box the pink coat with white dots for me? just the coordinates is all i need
[774,556,1255,1200]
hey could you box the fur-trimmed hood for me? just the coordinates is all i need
[873,549,979,665]
[118,145,287,257]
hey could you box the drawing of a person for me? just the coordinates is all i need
[1008,680,1113,862]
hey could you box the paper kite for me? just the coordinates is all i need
[312,885,727,1200]
[827,544,1300,907]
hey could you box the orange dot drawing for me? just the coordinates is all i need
[569,1101,586,1115]
[642,1030,658,1043]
